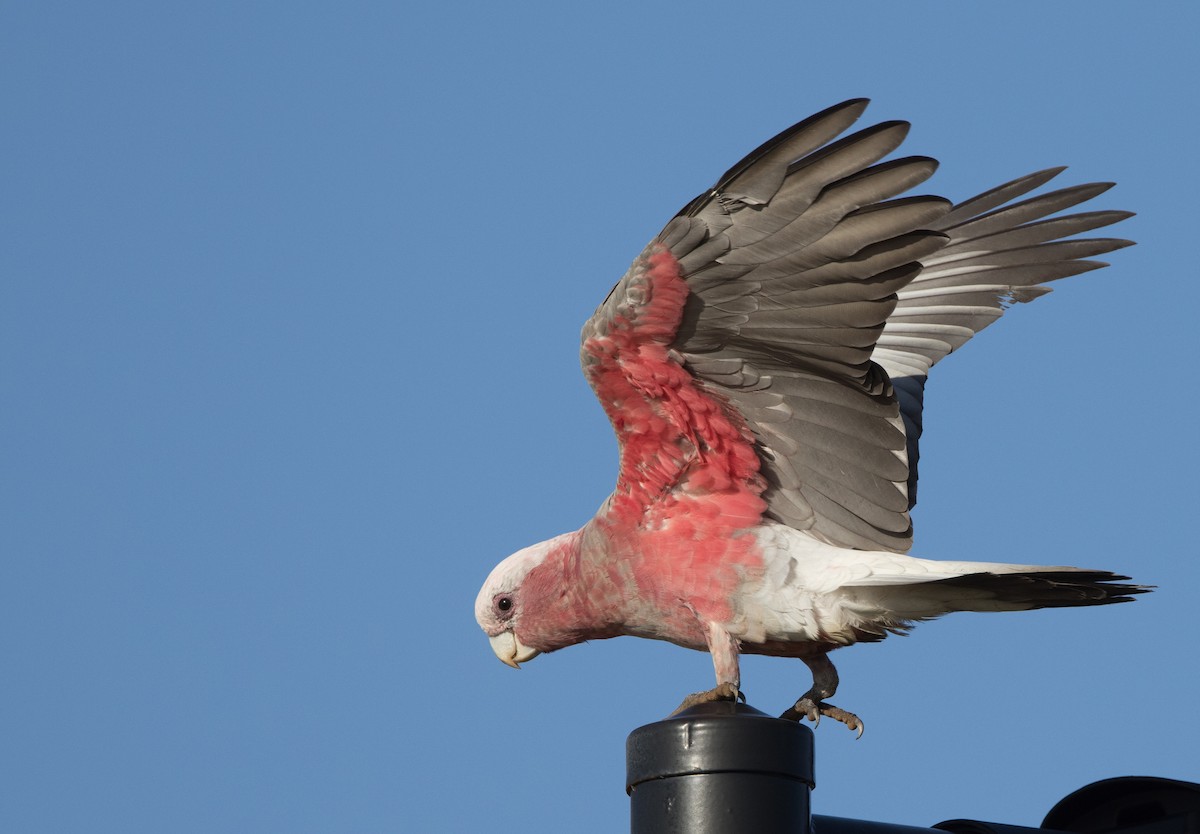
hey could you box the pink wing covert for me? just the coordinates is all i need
[580,244,768,539]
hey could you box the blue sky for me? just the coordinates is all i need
[3,3,1197,832]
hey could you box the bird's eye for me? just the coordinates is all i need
[495,595,514,615]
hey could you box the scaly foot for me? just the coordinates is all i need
[670,682,743,715]
[781,697,864,738]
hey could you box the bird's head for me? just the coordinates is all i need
[475,536,567,669]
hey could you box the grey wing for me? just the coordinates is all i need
[872,170,1134,506]
[658,99,940,552]
[645,99,1131,554]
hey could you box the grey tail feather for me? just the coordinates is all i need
[930,570,1151,611]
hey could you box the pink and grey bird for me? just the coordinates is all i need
[475,99,1145,733]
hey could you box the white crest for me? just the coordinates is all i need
[474,534,571,628]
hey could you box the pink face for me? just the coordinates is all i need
[475,544,549,668]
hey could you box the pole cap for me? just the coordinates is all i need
[626,701,815,795]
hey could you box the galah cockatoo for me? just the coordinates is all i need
[475,99,1145,734]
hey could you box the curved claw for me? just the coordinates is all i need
[671,682,742,715]
[781,698,863,736]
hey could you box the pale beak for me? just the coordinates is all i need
[488,631,541,668]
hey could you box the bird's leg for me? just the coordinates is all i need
[780,652,864,737]
[670,623,744,715]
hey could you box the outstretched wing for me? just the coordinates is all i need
[581,99,1131,553]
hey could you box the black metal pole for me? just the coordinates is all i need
[626,701,814,834]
